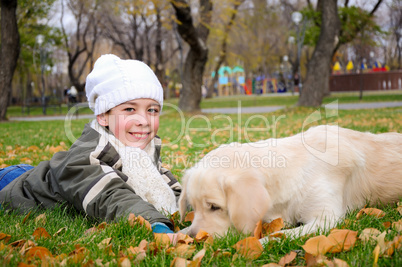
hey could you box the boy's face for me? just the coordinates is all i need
[97,99,160,149]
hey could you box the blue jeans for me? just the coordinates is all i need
[0,164,34,191]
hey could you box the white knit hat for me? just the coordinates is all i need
[85,54,164,115]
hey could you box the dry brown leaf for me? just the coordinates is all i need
[34,213,47,225]
[170,243,197,258]
[359,228,381,244]
[170,257,191,267]
[261,263,282,267]
[118,257,131,267]
[356,208,385,219]
[98,238,112,250]
[302,235,334,256]
[128,214,152,232]
[184,211,194,222]
[53,227,67,237]
[263,218,284,235]
[392,219,402,232]
[32,227,51,240]
[278,251,297,266]
[333,258,350,267]
[383,221,391,228]
[22,211,32,224]
[193,248,206,262]
[327,229,357,253]
[0,233,11,243]
[176,233,194,245]
[25,246,52,260]
[154,233,171,248]
[194,230,211,242]
[254,220,263,239]
[233,237,263,260]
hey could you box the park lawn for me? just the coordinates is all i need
[1,105,401,266]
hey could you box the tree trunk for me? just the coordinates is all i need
[206,0,244,98]
[170,0,212,112]
[0,0,20,121]
[298,0,340,107]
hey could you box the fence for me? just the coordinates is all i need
[329,71,402,92]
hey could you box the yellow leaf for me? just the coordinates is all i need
[233,237,263,260]
[278,251,297,266]
[302,235,334,256]
[34,213,47,225]
[333,258,350,267]
[171,243,196,258]
[184,211,194,222]
[32,227,51,240]
[327,229,357,253]
[170,257,191,267]
[26,246,52,260]
[253,220,263,239]
[359,228,381,244]
[154,233,171,248]
[194,230,211,242]
[392,219,402,232]
[263,218,284,235]
[357,208,385,219]
[0,233,11,243]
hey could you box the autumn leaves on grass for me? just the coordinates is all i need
[1,205,401,266]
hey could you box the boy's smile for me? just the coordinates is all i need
[96,98,160,149]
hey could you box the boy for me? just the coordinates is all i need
[0,54,181,235]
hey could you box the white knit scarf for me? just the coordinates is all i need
[91,120,178,214]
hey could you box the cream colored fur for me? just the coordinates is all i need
[179,125,402,241]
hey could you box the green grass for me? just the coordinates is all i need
[1,94,402,266]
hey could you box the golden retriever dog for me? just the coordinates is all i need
[179,125,402,241]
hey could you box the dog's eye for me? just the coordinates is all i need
[209,203,221,211]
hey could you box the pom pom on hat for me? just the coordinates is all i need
[85,54,164,115]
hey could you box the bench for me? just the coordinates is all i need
[22,96,62,115]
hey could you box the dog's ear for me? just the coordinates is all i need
[223,172,271,234]
[178,169,190,222]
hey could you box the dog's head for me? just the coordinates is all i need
[179,149,272,237]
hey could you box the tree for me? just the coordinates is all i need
[170,0,213,112]
[205,0,244,98]
[60,0,101,94]
[298,0,340,107]
[0,0,20,121]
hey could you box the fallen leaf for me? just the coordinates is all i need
[53,227,67,237]
[359,228,381,244]
[233,237,263,260]
[184,211,194,222]
[118,257,131,267]
[128,214,152,231]
[170,243,196,258]
[261,264,282,267]
[22,211,32,224]
[0,233,11,243]
[170,257,190,267]
[254,220,263,239]
[194,230,211,242]
[263,218,284,235]
[154,233,171,248]
[32,227,51,240]
[278,251,297,266]
[392,219,402,232]
[98,237,112,250]
[356,208,385,219]
[25,246,52,260]
[333,258,350,267]
[327,229,357,253]
[302,235,333,256]
[34,213,47,225]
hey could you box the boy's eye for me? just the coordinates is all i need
[148,108,159,113]
[125,108,135,112]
